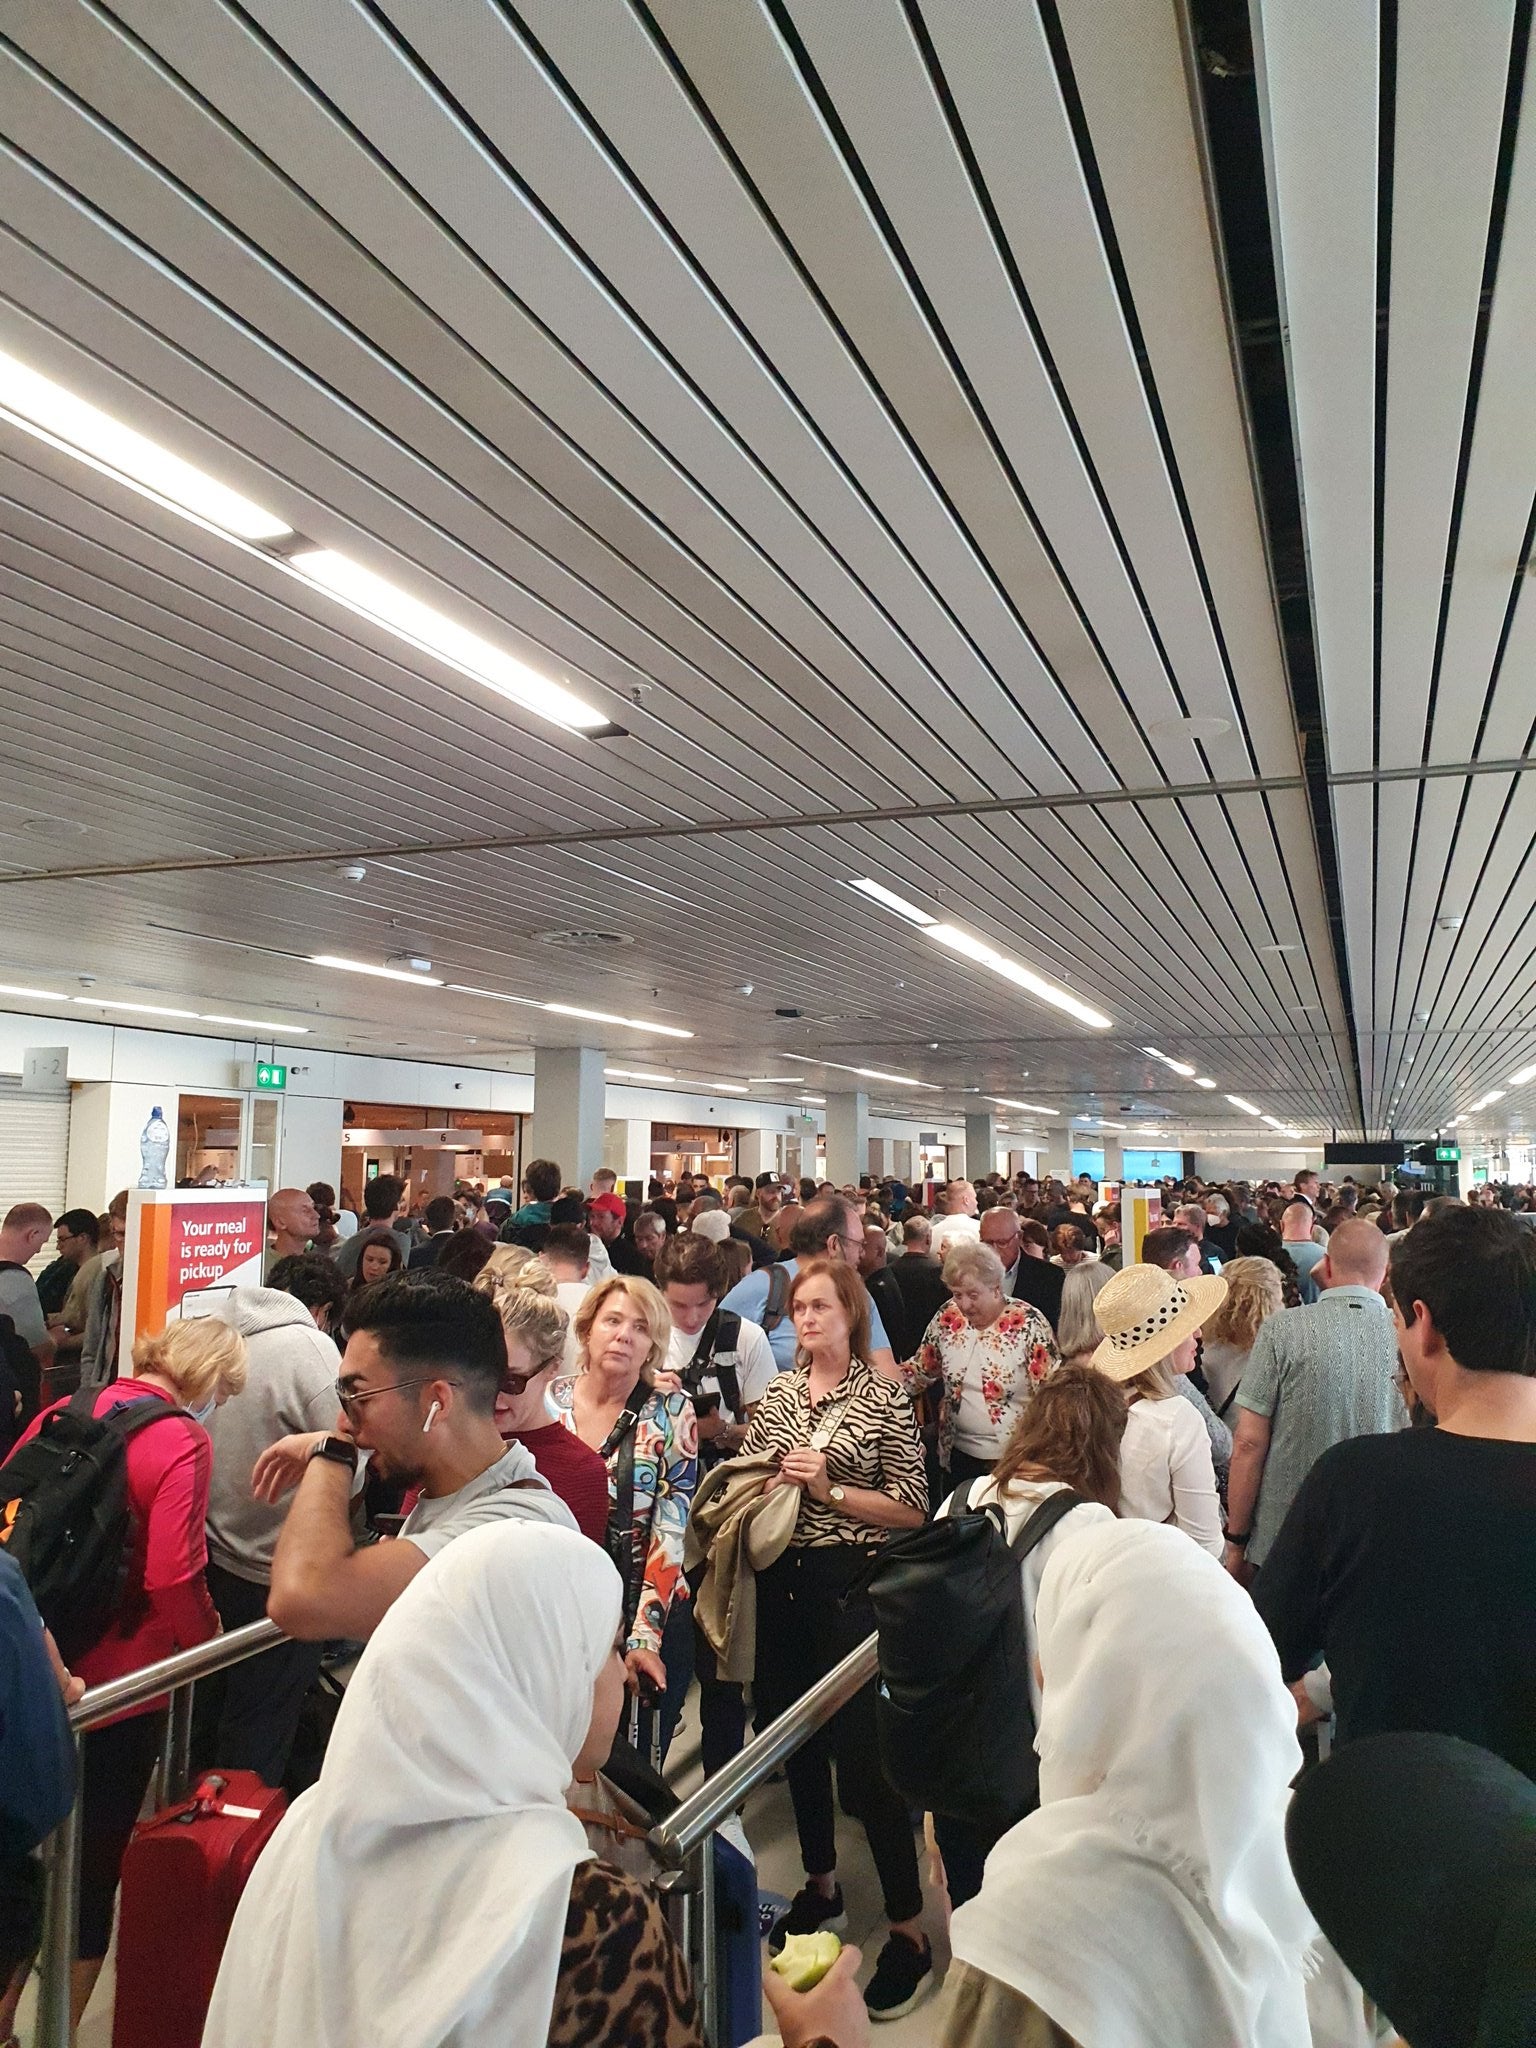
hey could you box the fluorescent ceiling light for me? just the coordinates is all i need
[200,1014,310,1035]
[288,549,608,734]
[782,1052,940,1090]
[604,1068,674,1084]
[75,998,198,1019]
[988,1096,1056,1114]
[1472,1090,1506,1112]
[706,1083,749,1095]
[0,981,69,1002]
[543,1001,693,1041]
[1143,1047,1197,1077]
[448,984,692,1040]
[1510,1063,1536,1088]
[845,879,936,925]
[748,1077,799,1085]
[0,348,290,541]
[1226,1095,1262,1116]
[313,953,444,987]
[799,1096,826,1106]
[924,923,1112,1030]
[1194,1077,1217,1089]
[1260,1114,1287,1129]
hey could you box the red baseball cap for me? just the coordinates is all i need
[589,1192,627,1221]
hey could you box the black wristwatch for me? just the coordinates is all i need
[1225,1529,1251,1549]
[311,1434,359,1473]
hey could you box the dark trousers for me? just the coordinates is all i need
[695,1620,748,1778]
[932,1810,1004,1909]
[193,1563,324,1787]
[941,1447,995,1500]
[753,1547,923,1925]
[78,1711,164,1960]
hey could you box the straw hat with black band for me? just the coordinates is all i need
[1089,1263,1228,1381]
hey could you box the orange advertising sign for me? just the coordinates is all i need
[120,1187,268,1373]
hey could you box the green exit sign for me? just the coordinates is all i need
[1435,1145,1460,1162]
[254,1062,287,1092]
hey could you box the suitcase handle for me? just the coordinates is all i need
[177,1774,229,1824]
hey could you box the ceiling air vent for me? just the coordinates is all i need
[532,929,634,951]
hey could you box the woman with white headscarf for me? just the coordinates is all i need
[204,1520,699,2048]
[943,1518,1322,2048]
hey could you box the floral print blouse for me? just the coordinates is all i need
[553,1379,697,1657]
[904,1300,1060,1463]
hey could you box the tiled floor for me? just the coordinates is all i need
[20,1687,953,2046]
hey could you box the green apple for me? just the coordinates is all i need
[770,1930,843,1992]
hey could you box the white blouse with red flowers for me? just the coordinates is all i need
[906,1299,1060,1462]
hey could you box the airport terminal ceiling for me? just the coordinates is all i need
[0,0,1533,1149]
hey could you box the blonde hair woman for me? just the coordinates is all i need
[475,1242,556,1298]
[5,1314,247,2015]
[553,1277,697,1723]
[1197,1255,1284,1415]
[490,1286,609,1548]
[1088,1264,1226,1556]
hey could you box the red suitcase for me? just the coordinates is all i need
[111,1770,287,2048]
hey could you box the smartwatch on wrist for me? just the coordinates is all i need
[311,1434,359,1473]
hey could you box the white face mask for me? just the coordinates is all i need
[189,1394,218,1427]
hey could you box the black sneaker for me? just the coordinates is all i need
[767,1882,847,1955]
[864,1930,933,2022]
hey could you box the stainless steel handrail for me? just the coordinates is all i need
[36,1616,291,2048]
[69,1618,285,1732]
[649,1631,878,1868]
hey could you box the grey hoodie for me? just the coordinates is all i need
[207,1286,341,1584]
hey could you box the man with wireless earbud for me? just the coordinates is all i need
[256,1276,576,1641]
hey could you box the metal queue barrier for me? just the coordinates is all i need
[33,1620,880,2048]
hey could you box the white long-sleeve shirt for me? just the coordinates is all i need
[1117,1394,1223,1555]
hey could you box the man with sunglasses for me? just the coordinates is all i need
[258,1276,575,1642]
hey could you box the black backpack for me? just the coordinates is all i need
[857,1480,1087,1831]
[0,1386,190,1662]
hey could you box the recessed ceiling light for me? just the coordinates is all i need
[200,1014,311,1035]
[0,347,291,541]
[1472,1089,1506,1111]
[0,981,70,1002]
[845,878,936,926]
[1143,1047,1198,1077]
[75,998,199,1019]
[287,549,610,735]
[1437,915,1465,931]
[313,953,444,987]
[450,985,693,1040]
[1226,1095,1262,1116]
[782,1052,941,1089]
[1194,1077,1217,1089]
[923,923,1112,1030]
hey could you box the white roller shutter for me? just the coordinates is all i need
[0,1075,71,1266]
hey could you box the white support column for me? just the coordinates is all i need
[278,1095,345,1194]
[1102,1137,1125,1185]
[66,1080,183,1213]
[964,1110,999,1181]
[602,1118,652,1184]
[1040,1126,1073,1181]
[736,1127,778,1179]
[825,1090,869,1187]
[532,1045,605,1190]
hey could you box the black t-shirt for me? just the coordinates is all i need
[1256,1427,1536,1780]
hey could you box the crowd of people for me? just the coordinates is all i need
[0,1145,1532,2046]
